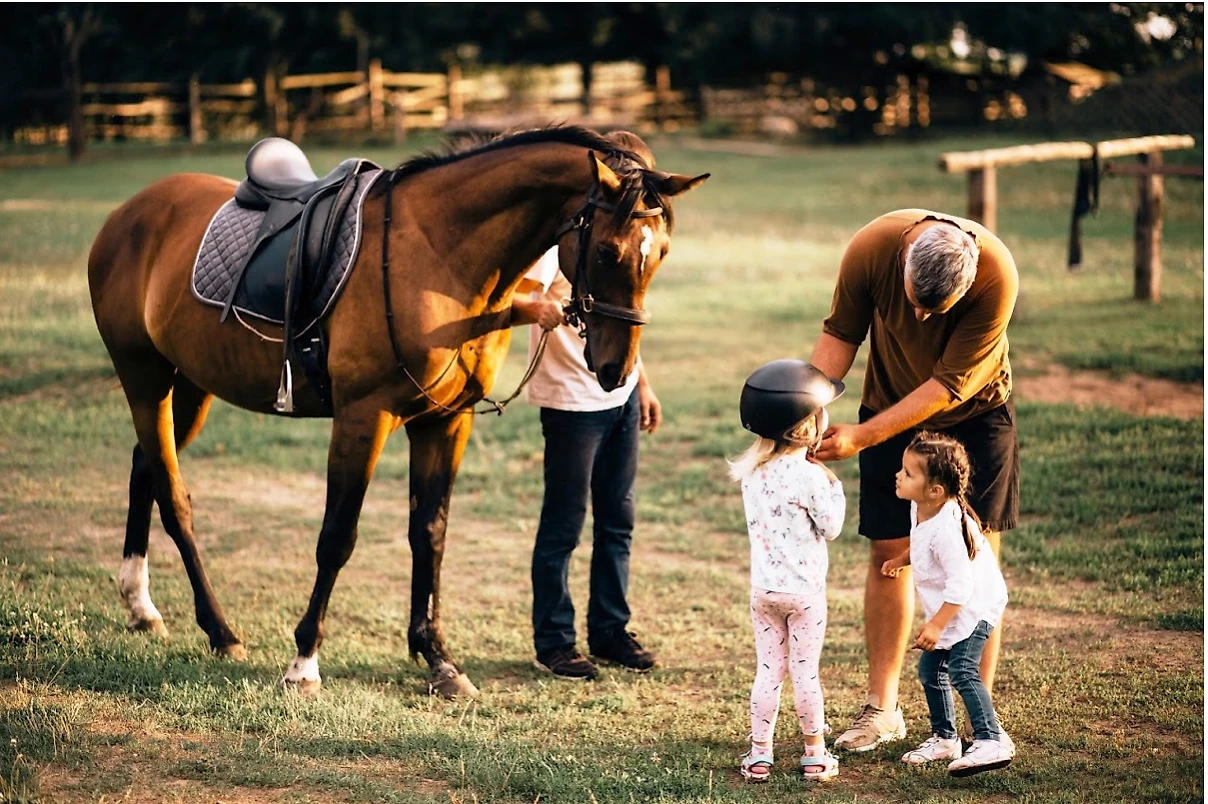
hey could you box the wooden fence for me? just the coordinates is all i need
[938,135,1198,301]
[12,60,693,148]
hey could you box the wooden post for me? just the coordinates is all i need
[447,63,463,121]
[368,58,384,132]
[393,91,407,145]
[188,74,203,144]
[967,165,997,232]
[655,65,671,132]
[1135,151,1164,302]
[264,66,287,137]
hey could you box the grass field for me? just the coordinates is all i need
[0,132,1202,803]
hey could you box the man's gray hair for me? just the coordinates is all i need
[904,225,980,309]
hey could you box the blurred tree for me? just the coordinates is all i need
[0,3,1199,140]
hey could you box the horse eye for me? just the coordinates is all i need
[597,245,619,265]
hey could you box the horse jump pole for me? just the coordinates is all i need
[939,135,1195,302]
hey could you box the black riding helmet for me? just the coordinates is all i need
[740,359,845,442]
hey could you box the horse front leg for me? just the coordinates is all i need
[285,398,394,695]
[405,414,478,699]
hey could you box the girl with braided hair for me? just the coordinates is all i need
[880,432,1011,777]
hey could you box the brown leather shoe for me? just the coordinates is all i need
[534,647,599,680]
[589,630,657,672]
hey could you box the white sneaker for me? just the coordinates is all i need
[947,738,1013,777]
[901,734,962,765]
[1000,730,1016,757]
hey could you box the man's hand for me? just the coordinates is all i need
[638,381,662,433]
[815,422,866,462]
[912,621,942,651]
[532,299,564,331]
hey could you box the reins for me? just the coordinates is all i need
[378,163,661,418]
[379,174,549,417]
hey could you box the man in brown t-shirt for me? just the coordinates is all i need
[811,209,1019,753]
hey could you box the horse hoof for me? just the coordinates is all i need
[283,677,322,697]
[430,672,479,700]
[127,617,168,637]
[214,642,248,662]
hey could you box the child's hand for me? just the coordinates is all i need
[880,558,904,578]
[912,621,942,651]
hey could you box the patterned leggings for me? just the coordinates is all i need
[749,587,828,744]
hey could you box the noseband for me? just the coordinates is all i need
[554,180,662,338]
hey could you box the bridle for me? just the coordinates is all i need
[553,178,662,339]
[378,167,661,417]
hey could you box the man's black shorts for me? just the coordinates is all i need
[857,398,1019,540]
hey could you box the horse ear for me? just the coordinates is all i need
[652,171,710,197]
[589,153,623,197]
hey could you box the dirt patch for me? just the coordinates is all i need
[1014,363,1203,420]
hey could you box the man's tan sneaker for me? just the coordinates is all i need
[833,704,907,752]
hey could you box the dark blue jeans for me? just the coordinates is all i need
[532,391,639,655]
[917,620,1003,741]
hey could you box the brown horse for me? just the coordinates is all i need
[87,126,708,697]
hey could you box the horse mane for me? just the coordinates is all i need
[382,124,673,229]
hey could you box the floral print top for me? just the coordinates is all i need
[741,453,845,595]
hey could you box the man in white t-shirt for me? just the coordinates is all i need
[510,229,662,681]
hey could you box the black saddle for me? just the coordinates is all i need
[226,137,380,413]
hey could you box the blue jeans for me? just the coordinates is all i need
[917,620,1003,741]
[532,391,639,655]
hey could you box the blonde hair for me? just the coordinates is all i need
[728,410,825,481]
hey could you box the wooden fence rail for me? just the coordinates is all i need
[15,60,684,148]
[938,134,1197,301]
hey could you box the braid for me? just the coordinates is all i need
[907,431,979,559]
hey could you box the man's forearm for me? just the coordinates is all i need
[509,298,539,327]
[860,378,953,448]
[810,332,859,382]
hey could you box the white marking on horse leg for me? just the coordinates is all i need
[119,554,164,629]
[284,653,321,685]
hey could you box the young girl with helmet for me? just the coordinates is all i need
[729,359,847,783]
[880,431,1011,777]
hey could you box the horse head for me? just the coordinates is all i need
[556,139,709,391]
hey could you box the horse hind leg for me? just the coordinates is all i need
[120,376,214,636]
[119,364,242,658]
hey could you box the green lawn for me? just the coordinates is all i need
[0,133,1202,803]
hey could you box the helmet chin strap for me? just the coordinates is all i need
[784,407,829,453]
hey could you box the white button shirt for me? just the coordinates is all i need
[909,500,1008,649]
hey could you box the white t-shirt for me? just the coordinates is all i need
[909,499,1009,650]
[523,247,639,412]
[740,452,845,596]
